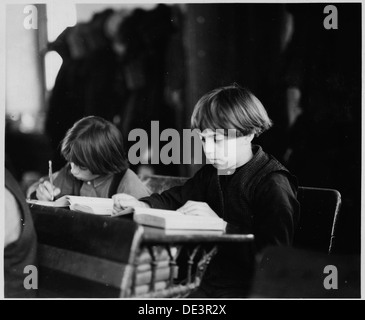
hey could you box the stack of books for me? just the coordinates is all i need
[133,246,179,296]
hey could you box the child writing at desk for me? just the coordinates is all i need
[30,116,150,200]
[112,84,300,298]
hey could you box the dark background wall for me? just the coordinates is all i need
[183,3,361,255]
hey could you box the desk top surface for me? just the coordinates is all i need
[141,225,254,244]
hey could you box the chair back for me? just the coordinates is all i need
[294,187,341,254]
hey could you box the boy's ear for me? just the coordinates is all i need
[243,133,254,144]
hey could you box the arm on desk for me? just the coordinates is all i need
[112,193,150,216]
[139,166,213,211]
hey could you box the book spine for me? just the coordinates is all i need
[137,246,177,264]
[136,260,170,272]
[134,280,168,296]
[131,246,180,295]
[135,266,177,286]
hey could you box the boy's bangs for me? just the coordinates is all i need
[194,100,240,135]
[199,104,222,132]
[67,140,91,170]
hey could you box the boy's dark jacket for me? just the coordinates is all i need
[140,145,300,296]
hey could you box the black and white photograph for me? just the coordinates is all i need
[2,0,362,303]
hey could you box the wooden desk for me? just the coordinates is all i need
[29,204,254,298]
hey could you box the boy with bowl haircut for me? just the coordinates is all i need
[113,85,299,297]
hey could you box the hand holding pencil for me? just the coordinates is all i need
[35,160,61,201]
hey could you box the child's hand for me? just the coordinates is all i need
[112,193,150,216]
[177,201,219,218]
[36,181,61,201]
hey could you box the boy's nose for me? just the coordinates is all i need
[70,163,78,175]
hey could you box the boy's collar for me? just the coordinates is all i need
[217,145,263,176]
[87,173,113,188]
[239,144,265,172]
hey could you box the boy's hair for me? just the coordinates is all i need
[61,116,128,175]
[191,84,272,137]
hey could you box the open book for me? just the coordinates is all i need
[27,196,113,215]
[117,206,226,231]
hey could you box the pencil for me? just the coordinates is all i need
[49,160,54,201]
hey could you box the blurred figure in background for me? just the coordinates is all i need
[5,168,38,298]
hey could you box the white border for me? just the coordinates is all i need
[1,0,363,301]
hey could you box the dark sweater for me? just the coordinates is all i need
[140,145,300,297]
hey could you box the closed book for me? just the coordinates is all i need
[137,246,178,264]
[133,207,225,231]
[134,280,168,295]
[136,260,170,272]
[135,266,177,286]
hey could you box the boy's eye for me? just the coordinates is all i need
[76,164,88,171]
[70,162,88,171]
[214,135,224,142]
